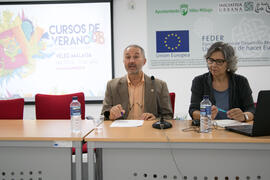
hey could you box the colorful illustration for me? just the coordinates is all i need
[0,10,51,98]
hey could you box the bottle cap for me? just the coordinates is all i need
[203,95,209,99]
[72,96,78,100]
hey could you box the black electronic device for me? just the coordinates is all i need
[225,90,270,136]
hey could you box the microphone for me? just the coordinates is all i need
[151,76,172,129]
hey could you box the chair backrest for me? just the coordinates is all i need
[35,92,85,120]
[0,98,24,119]
[169,92,175,117]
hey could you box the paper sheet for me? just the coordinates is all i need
[214,119,249,128]
[110,120,144,127]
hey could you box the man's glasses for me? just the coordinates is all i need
[206,57,226,66]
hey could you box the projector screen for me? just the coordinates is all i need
[0,0,113,102]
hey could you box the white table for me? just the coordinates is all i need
[0,120,95,180]
[85,120,270,180]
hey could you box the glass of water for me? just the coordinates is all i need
[94,115,104,133]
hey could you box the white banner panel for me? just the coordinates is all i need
[147,0,270,68]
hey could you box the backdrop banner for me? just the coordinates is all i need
[147,0,270,68]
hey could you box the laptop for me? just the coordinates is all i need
[225,90,270,137]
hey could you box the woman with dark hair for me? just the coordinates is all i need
[189,41,255,122]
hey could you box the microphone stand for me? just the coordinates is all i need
[152,116,172,129]
[150,75,172,129]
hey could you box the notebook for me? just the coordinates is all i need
[225,90,270,137]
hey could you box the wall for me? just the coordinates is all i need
[3,0,270,119]
[112,0,270,119]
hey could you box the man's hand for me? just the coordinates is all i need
[141,113,156,120]
[109,104,125,120]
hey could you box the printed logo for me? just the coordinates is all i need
[218,1,270,14]
[244,1,254,11]
[180,4,188,16]
[156,30,189,53]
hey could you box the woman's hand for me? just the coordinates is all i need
[227,108,245,122]
[211,105,218,120]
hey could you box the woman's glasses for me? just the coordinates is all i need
[207,57,226,66]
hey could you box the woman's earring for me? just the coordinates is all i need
[227,68,230,72]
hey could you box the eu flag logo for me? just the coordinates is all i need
[156,30,189,53]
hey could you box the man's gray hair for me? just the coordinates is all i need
[124,44,145,58]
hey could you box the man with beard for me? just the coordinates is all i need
[101,44,173,121]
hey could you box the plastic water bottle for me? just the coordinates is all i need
[70,96,81,134]
[200,95,212,133]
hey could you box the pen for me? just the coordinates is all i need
[121,112,124,116]
[217,107,227,113]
